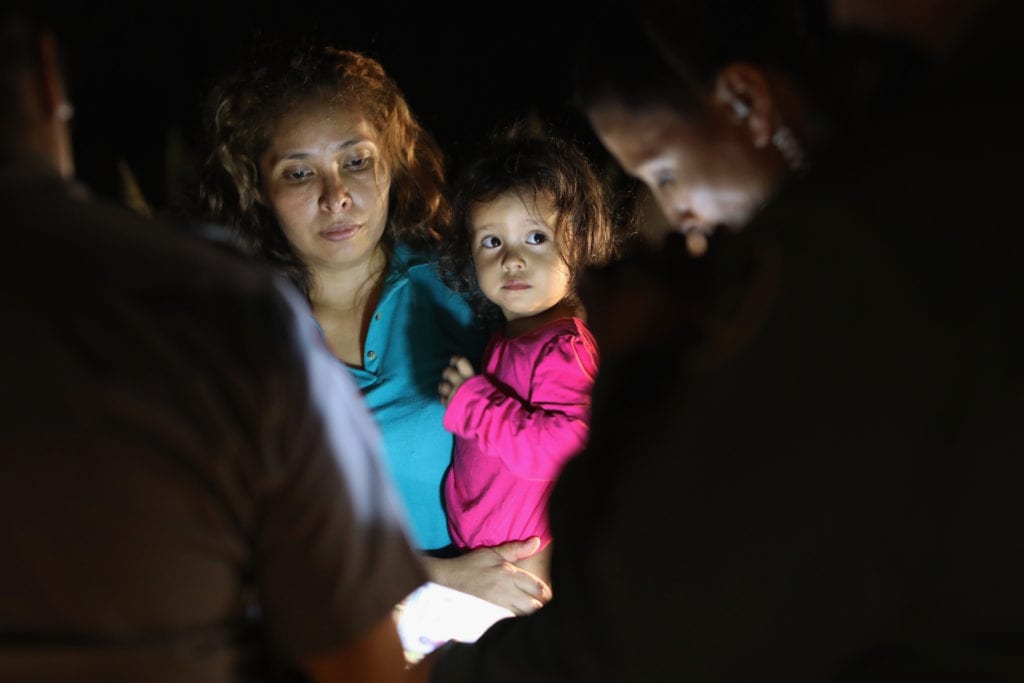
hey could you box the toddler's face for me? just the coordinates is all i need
[469,190,571,325]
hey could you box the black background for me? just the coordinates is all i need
[54,1,617,217]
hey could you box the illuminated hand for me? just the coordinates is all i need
[422,538,552,615]
[439,355,476,407]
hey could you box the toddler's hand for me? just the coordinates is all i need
[439,355,476,407]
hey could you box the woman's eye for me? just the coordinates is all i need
[481,235,501,249]
[285,168,314,181]
[655,170,675,191]
[344,156,372,171]
[526,231,547,245]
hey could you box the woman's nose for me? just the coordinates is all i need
[319,175,351,213]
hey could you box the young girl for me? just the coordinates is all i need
[438,123,621,585]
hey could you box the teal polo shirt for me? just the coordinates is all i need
[348,245,486,550]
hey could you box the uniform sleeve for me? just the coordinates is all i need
[442,333,596,481]
[256,279,427,661]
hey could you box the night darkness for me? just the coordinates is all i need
[53,2,616,219]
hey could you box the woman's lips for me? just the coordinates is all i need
[321,223,361,241]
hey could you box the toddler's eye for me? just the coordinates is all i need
[526,231,547,245]
[481,235,501,249]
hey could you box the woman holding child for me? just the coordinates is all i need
[201,44,550,615]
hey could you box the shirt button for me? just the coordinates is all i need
[374,312,381,321]
[366,350,377,361]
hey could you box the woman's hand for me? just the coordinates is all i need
[422,538,552,615]
[438,356,476,407]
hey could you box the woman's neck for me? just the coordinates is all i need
[308,247,388,367]
[310,246,388,312]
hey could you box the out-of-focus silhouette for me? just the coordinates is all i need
[1,6,428,682]
[427,0,1024,681]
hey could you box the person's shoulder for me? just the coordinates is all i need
[525,318,600,379]
[65,190,279,297]
[537,316,594,339]
[10,179,291,324]
[565,316,596,340]
[524,317,598,355]
[558,317,599,360]
[5,177,310,387]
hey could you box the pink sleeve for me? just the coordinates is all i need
[443,334,597,481]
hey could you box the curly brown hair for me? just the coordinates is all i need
[200,44,450,297]
[441,120,624,326]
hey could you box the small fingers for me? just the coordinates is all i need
[453,356,475,377]
[441,366,465,385]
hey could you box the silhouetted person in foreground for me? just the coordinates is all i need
[427,0,1024,680]
[0,7,432,682]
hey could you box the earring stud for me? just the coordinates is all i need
[56,102,75,122]
[771,125,806,170]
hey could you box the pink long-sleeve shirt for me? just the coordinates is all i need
[443,316,598,550]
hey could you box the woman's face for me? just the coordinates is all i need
[260,99,391,275]
[587,100,777,245]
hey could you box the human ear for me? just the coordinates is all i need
[36,31,73,124]
[34,31,75,178]
[711,63,776,148]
